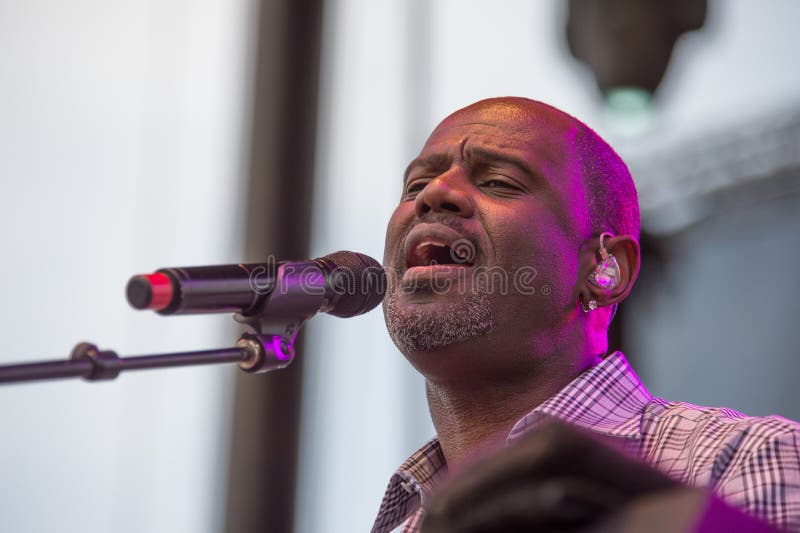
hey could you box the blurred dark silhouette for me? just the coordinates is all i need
[567,0,707,95]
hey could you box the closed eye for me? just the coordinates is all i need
[480,178,523,192]
[404,179,430,199]
[483,179,513,188]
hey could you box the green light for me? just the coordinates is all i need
[604,87,653,137]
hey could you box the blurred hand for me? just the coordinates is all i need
[421,420,779,533]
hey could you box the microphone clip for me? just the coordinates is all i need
[233,260,328,373]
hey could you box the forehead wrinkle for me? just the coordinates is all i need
[436,119,539,141]
[403,130,472,181]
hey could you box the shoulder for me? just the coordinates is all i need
[641,399,800,529]
[644,399,799,439]
[640,399,799,475]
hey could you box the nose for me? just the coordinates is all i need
[413,166,475,218]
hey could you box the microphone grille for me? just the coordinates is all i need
[316,251,387,318]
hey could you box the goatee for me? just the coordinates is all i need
[383,284,495,352]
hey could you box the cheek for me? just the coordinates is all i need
[383,204,413,265]
[488,207,580,297]
[484,203,559,265]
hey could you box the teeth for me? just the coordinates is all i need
[406,234,476,268]
[409,240,458,267]
[416,240,448,249]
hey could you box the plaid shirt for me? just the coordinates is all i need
[372,351,800,532]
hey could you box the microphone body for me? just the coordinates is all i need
[126,251,386,319]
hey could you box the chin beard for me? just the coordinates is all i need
[383,284,495,353]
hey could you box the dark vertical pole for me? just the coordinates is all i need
[224,1,323,532]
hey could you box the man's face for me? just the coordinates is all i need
[383,99,591,376]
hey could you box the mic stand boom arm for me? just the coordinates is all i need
[0,260,331,385]
[0,311,305,385]
[0,343,251,384]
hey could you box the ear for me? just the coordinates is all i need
[578,234,641,309]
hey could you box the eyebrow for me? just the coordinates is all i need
[403,147,541,185]
[464,146,539,183]
[403,153,452,182]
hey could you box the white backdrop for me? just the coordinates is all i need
[0,2,256,532]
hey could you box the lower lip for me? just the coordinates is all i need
[402,264,473,283]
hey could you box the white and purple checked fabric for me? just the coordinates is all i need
[372,352,800,532]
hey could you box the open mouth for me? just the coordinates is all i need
[406,240,475,268]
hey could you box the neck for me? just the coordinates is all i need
[424,340,602,473]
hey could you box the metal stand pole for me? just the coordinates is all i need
[0,342,250,385]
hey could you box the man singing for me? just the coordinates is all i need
[373,97,800,532]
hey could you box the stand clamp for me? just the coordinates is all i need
[71,342,122,381]
[233,260,328,373]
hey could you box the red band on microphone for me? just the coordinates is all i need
[144,273,174,310]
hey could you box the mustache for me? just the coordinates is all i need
[415,214,469,235]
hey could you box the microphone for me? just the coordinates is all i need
[126,251,386,319]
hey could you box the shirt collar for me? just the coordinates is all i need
[371,438,445,533]
[507,351,652,442]
[372,351,652,533]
